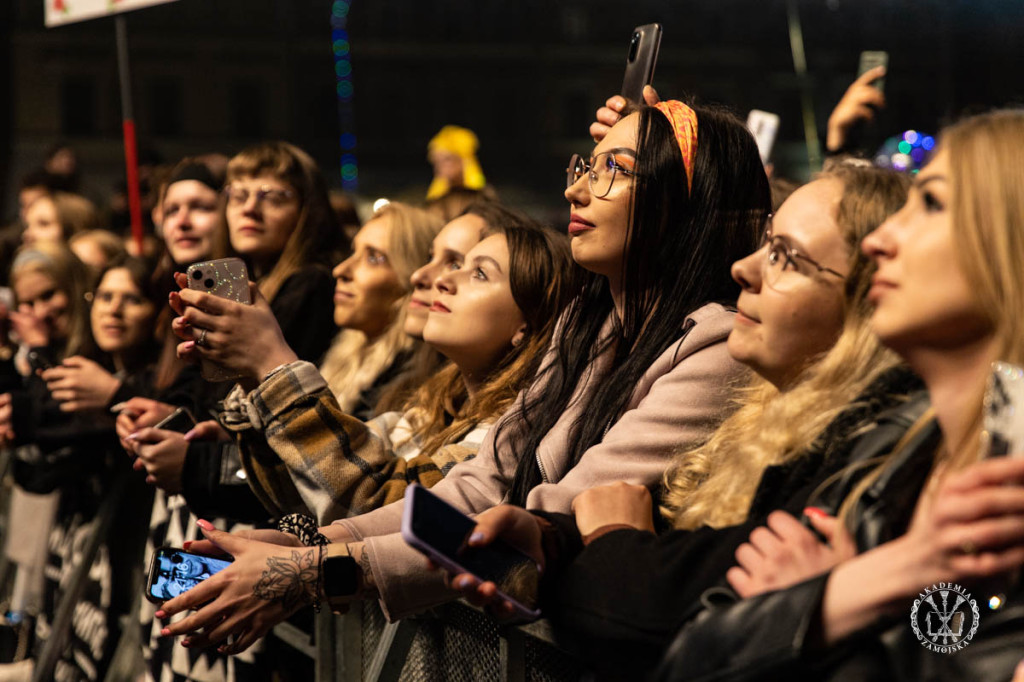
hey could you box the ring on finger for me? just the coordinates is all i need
[197,329,208,348]
[960,540,978,556]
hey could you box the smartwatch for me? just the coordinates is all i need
[322,544,360,612]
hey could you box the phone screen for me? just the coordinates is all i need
[148,548,232,601]
[407,488,538,608]
[984,361,1024,457]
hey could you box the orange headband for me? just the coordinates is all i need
[654,100,698,192]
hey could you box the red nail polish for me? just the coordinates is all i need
[160,626,170,635]
[197,519,215,531]
[183,541,192,550]
[803,506,827,519]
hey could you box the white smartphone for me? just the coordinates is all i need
[746,110,781,165]
[185,257,251,382]
[401,484,541,620]
[983,361,1024,457]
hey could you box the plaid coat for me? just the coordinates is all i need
[221,361,490,523]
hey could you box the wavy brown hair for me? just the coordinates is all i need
[663,161,910,530]
[406,219,576,458]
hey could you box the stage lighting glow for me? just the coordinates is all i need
[921,136,936,151]
[332,0,357,190]
[903,130,919,145]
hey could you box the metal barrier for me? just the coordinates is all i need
[275,600,586,682]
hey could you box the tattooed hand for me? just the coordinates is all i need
[156,519,321,654]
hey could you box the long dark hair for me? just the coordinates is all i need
[503,103,771,506]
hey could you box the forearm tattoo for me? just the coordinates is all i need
[357,544,379,596]
[252,549,317,611]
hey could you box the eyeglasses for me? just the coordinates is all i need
[761,216,846,290]
[223,185,297,208]
[566,152,639,198]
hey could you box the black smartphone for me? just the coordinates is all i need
[401,484,540,619]
[153,406,197,434]
[857,50,889,94]
[621,23,662,107]
[145,546,233,603]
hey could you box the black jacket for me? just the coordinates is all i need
[534,367,924,680]
[652,394,1024,682]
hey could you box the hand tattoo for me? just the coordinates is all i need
[252,549,317,611]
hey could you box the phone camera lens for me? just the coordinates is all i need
[628,33,639,61]
[192,270,203,280]
[204,278,215,289]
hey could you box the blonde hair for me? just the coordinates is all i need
[39,191,100,240]
[319,202,442,412]
[10,241,94,358]
[663,162,910,530]
[224,142,341,302]
[837,110,1024,522]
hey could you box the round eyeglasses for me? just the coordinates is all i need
[223,185,297,208]
[566,152,639,198]
[761,216,846,291]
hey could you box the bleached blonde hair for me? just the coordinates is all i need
[663,162,910,530]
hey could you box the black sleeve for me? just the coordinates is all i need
[270,267,337,366]
[180,441,274,523]
[652,574,833,682]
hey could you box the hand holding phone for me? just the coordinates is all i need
[620,24,662,108]
[153,406,197,434]
[402,485,541,619]
[146,546,232,603]
[184,258,252,381]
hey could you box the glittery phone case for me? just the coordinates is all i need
[185,257,252,382]
[983,361,1024,457]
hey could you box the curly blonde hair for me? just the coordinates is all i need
[663,162,910,530]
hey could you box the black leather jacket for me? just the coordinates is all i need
[654,394,1024,681]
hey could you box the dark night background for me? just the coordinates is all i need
[2,0,1023,225]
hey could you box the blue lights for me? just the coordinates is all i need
[332,2,357,190]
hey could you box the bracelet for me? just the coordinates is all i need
[277,513,330,547]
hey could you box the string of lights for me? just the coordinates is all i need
[331,0,357,190]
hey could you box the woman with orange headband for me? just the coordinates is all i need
[154,100,771,652]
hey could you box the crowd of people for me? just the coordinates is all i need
[0,57,1023,682]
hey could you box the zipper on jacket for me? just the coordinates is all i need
[536,452,549,483]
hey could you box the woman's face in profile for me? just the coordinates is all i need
[423,234,525,373]
[405,213,486,339]
[331,216,405,339]
[564,113,639,281]
[862,149,991,357]
[727,178,850,388]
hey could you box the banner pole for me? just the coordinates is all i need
[115,15,144,254]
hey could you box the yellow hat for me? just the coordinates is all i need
[426,125,486,200]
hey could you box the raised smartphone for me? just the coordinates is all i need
[145,546,232,603]
[153,406,197,434]
[621,23,662,107]
[983,361,1024,457]
[401,484,541,619]
[857,50,889,94]
[746,110,781,165]
[185,257,251,381]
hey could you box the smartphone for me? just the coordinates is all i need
[145,546,232,603]
[620,23,662,107]
[983,362,1024,457]
[746,110,781,165]
[185,257,251,382]
[401,484,541,619]
[153,406,197,434]
[857,50,889,94]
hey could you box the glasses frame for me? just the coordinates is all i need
[761,215,846,289]
[223,184,297,208]
[566,151,639,199]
